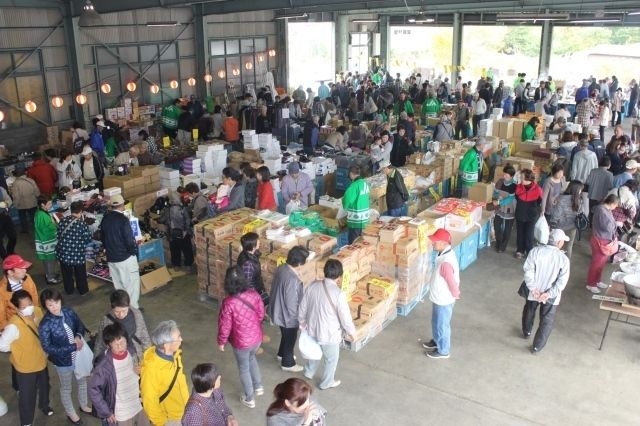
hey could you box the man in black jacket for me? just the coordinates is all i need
[100,194,141,309]
[381,160,409,217]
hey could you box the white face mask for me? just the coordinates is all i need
[20,305,34,316]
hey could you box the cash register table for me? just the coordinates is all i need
[598,282,640,350]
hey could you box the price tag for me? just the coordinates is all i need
[276,256,287,266]
[341,270,351,293]
[162,136,170,148]
[192,129,199,141]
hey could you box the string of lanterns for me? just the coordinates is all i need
[6,48,277,118]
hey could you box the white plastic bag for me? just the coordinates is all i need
[74,337,94,379]
[298,329,322,360]
[534,216,549,244]
[285,199,302,215]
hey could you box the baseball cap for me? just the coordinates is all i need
[2,254,32,270]
[81,146,93,156]
[549,229,570,244]
[110,194,125,206]
[379,159,391,169]
[429,228,451,244]
[626,160,639,169]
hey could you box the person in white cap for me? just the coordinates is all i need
[520,228,570,354]
[612,158,638,188]
[99,194,142,309]
[80,145,105,190]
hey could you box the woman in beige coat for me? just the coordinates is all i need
[10,165,40,233]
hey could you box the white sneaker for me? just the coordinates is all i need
[320,380,341,390]
[276,355,297,362]
[281,364,304,372]
[240,395,255,408]
[586,285,601,294]
[255,387,264,396]
[596,282,609,289]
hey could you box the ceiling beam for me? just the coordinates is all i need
[0,0,60,7]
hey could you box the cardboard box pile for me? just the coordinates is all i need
[103,166,160,199]
[346,274,398,342]
[427,198,484,233]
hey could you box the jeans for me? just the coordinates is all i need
[169,235,194,267]
[108,255,141,309]
[304,343,340,389]
[60,262,88,295]
[522,300,558,351]
[347,227,362,244]
[494,216,514,252]
[16,367,50,425]
[431,303,454,355]
[55,365,88,418]
[516,220,535,254]
[232,343,262,401]
[388,206,405,217]
[278,327,299,368]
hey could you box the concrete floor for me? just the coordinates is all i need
[3,125,640,426]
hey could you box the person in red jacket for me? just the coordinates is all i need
[514,169,543,259]
[256,166,276,211]
[27,153,57,198]
[217,266,264,409]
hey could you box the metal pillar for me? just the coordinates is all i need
[379,15,389,70]
[275,19,288,90]
[538,20,553,78]
[335,13,348,74]
[62,3,86,125]
[451,13,462,84]
[193,4,207,99]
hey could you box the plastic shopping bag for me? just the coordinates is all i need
[534,216,549,245]
[298,329,322,360]
[74,337,94,379]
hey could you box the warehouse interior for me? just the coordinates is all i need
[0,0,640,425]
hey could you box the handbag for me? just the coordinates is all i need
[298,329,322,360]
[595,237,618,256]
[574,212,589,241]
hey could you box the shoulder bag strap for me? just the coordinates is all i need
[106,313,142,345]
[18,316,40,339]
[321,280,343,330]
[235,294,258,315]
[159,361,181,403]
[59,217,78,239]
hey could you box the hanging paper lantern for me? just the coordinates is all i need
[187,77,196,87]
[100,83,111,94]
[232,68,240,76]
[169,80,179,89]
[0,111,4,122]
[51,96,64,108]
[217,70,226,79]
[150,84,160,94]
[245,61,253,70]
[75,94,87,105]
[204,74,213,82]
[268,49,276,57]
[257,55,265,63]
[126,81,137,92]
[25,100,37,112]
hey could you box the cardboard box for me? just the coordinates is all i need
[140,264,172,294]
[306,205,345,229]
[468,182,494,203]
[496,119,514,139]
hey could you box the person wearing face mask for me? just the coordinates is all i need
[0,254,40,331]
[38,288,90,425]
[0,290,53,426]
[93,290,152,359]
[55,201,92,296]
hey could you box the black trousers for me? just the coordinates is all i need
[516,220,535,254]
[16,367,50,425]
[494,216,514,251]
[17,207,36,233]
[169,236,194,267]
[0,220,17,258]
[348,227,362,244]
[278,327,299,368]
[522,300,558,351]
[60,262,89,295]
[513,98,522,116]
[472,114,483,137]
[455,122,468,140]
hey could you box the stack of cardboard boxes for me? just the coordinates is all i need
[102,166,160,199]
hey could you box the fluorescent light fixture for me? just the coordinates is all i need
[273,13,308,20]
[496,13,569,22]
[352,19,380,23]
[408,17,435,23]
[146,21,180,27]
[569,18,621,23]
[627,11,640,15]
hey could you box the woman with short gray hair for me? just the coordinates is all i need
[140,321,189,426]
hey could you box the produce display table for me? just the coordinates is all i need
[598,282,640,350]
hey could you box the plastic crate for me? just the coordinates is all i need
[336,229,349,248]
[477,220,491,249]
[459,231,479,271]
[138,239,165,266]
[336,167,351,191]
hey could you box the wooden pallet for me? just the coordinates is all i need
[341,310,398,353]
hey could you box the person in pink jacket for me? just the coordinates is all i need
[217,266,265,409]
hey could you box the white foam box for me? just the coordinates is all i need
[103,187,122,198]
[159,168,180,180]
[478,119,493,137]
[241,130,256,137]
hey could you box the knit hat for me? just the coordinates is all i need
[287,162,300,174]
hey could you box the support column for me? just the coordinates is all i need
[62,3,85,125]
[275,18,288,91]
[335,13,348,74]
[193,4,208,99]
[538,20,553,78]
[379,15,389,70]
[451,13,463,84]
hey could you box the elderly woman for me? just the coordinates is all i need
[548,180,585,259]
[217,167,245,213]
[0,290,53,425]
[587,194,620,294]
[38,288,90,425]
[608,179,638,237]
[266,378,326,426]
[281,162,314,211]
[114,145,140,168]
[89,323,150,426]
[182,363,237,426]
[56,200,92,295]
[269,246,309,372]
[140,320,189,426]
[217,266,265,409]
[93,289,151,358]
[34,195,58,285]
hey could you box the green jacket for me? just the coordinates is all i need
[393,99,414,116]
[459,147,481,187]
[522,124,536,141]
[161,104,181,130]
[342,177,370,229]
[34,208,57,261]
[421,98,441,116]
